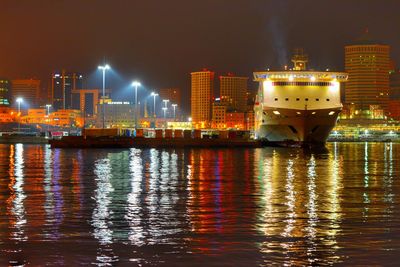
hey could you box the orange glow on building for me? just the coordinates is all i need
[191,70,214,128]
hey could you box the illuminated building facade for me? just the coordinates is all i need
[52,71,83,111]
[0,79,10,106]
[21,109,47,124]
[11,79,41,107]
[50,109,82,127]
[345,33,390,111]
[220,74,248,112]
[97,101,135,128]
[212,102,227,129]
[191,70,214,127]
[226,111,245,130]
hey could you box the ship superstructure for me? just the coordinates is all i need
[254,52,348,145]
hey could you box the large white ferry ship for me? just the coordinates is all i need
[254,51,348,146]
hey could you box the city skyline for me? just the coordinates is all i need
[1,0,400,102]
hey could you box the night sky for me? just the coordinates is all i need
[1,0,399,112]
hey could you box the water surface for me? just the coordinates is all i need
[0,143,399,266]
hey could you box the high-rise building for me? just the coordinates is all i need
[11,79,41,107]
[158,88,182,107]
[52,71,83,110]
[0,78,11,106]
[345,31,391,111]
[219,74,248,112]
[191,70,214,127]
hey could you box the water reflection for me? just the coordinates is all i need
[92,157,118,265]
[0,144,399,266]
[8,144,27,242]
[126,148,145,246]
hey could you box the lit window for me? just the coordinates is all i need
[273,111,280,115]
[329,111,335,115]
[311,111,316,115]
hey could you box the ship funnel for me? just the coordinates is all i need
[291,48,308,71]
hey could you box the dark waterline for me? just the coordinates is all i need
[0,143,399,266]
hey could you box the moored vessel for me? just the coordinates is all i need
[254,50,348,146]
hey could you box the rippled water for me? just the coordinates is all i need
[0,143,399,266]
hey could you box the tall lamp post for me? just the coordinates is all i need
[172,104,177,120]
[98,64,110,128]
[16,98,23,133]
[131,81,141,130]
[162,99,169,115]
[162,107,168,128]
[151,92,158,117]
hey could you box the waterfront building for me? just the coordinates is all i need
[191,70,214,128]
[21,109,47,124]
[0,107,14,122]
[211,102,227,129]
[52,71,83,111]
[11,79,41,107]
[50,109,82,127]
[0,78,11,106]
[97,101,135,128]
[220,74,248,112]
[344,31,391,111]
[226,111,245,130]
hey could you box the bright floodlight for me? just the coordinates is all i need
[98,64,111,70]
[132,81,141,87]
[151,92,158,96]
[16,98,23,103]
[172,104,177,107]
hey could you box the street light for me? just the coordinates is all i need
[98,64,111,128]
[162,107,167,119]
[16,98,23,133]
[162,107,167,128]
[172,104,177,120]
[151,92,158,117]
[162,99,169,119]
[131,81,141,129]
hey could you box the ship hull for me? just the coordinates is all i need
[256,107,341,146]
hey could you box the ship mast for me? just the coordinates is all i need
[291,48,308,71]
